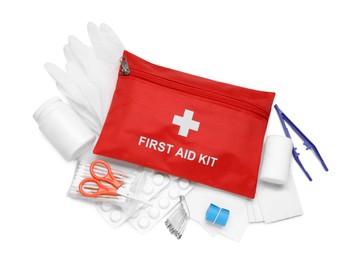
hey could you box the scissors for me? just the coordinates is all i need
[79,160,151,205]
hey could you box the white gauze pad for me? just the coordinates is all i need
[257,174,303,223]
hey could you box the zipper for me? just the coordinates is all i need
[119,56,269,119]
[120,56,130,75]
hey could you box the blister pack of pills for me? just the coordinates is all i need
[96,169,170,228]
[127,175,194,234]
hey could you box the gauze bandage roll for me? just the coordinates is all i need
[33,97,96,160]
[259,135,293,185]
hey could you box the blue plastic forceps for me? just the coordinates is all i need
[274,104,329,181]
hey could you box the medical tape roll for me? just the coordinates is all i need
[205,203,230,227]
[33,97,96,160]
[259,135,293,185]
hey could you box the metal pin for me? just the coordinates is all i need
[165,195,190,239]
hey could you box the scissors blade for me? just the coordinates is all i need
[117,188,152,206]
[126,195,152,206]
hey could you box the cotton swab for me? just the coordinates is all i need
[67,160,141,204]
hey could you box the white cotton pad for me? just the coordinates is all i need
[259,135,293,185]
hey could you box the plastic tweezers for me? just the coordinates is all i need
[274,104,329,181]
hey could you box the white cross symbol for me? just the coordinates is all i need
[172,109,200,137]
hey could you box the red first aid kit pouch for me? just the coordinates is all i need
[94,51,275,198]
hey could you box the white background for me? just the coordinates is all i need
[1,0,348,259]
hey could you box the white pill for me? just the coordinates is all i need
[153,174,165,186]
[169,175,179,180]
[168,188,180,199]
[148,207,160,219]
[110,210,122,223]
[142,183,154,195]
[158,197,170,209]
[138,217,150,229]
[101,202,113,212]
[178,179,190,190]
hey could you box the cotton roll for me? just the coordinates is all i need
[259,135,293,185]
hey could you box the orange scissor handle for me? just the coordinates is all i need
[78,160,122,198]
[79,178,118,197]
[89,160,122,189]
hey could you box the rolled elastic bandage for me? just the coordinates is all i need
[259,135,293,185]
[205,203,230,227]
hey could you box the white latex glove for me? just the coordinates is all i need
[87,22,125,117]
[45,22,125,133]
[65,41,105,123]
[87,22,125,67]
[44,62,102,133]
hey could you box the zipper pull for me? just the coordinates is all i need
[120,56,130,75]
